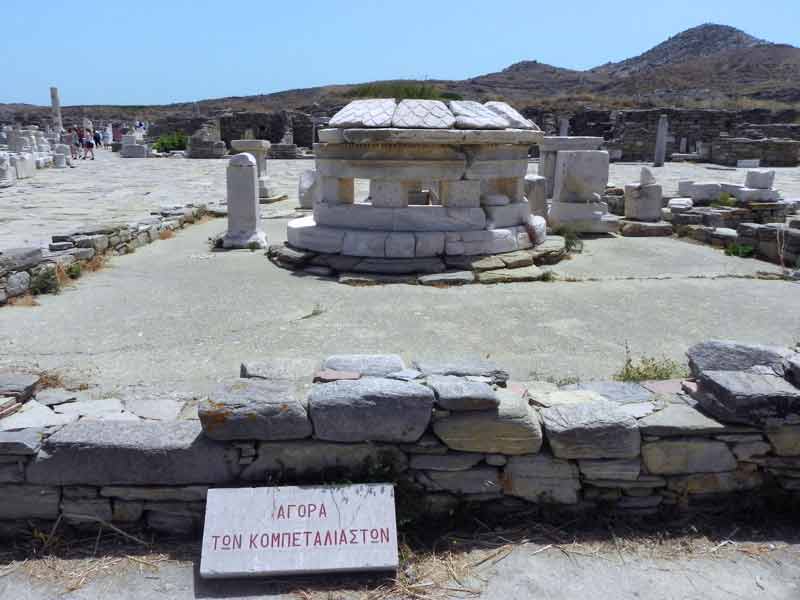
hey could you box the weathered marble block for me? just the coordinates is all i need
[330,99,396,128]
[484,101,538,130]
[298,170,319,209]
[745,169,775,190]
[524,174,547,217]
[552,150,609,203]
[624,183,663,222]
[548,201,620,234]
[449,100,509,130]
[392,99,454,129]
[232,139,272,197]
[222,153,267,249]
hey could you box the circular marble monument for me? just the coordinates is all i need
[287,99,547,260]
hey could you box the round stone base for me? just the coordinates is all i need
[222,230,267,249]
[267,234,568,286]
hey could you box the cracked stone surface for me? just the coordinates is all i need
[328,99,396,128]
[391,99,456,129]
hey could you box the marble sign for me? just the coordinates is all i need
[200,484,398,578]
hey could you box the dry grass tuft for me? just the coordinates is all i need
[37,371,65,389]
[158,229,175,241]
[83,254,107,273]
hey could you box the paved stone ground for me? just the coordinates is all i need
[0,215,796,399]
[1,542,797,599]
[2,154,800,597]
[3,151,800,249]
[0,152,311,249]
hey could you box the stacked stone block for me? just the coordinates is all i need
[3,341,800,537]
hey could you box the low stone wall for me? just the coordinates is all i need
[0,204,208,306]
[710,136,800,167]
[674,217,800,268]
[2,341,800,537]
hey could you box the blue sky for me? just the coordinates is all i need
[2,0,798,106]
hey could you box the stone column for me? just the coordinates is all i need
[524,175,547,218]
[50,87,63,133]
[222,153,267,249]
[558,117,569,137]
[231,139,272,197]
[653,114,668,167]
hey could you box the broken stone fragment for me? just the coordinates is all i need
[199,379,312,441]
[239,441,407,481]
[503,454,581,504]
[321,354,405,377]
[414,358,509,385]
[0,371,40,400]
[641,439,737,475]
[696,370,800,427]
[687,340,794,377]
[313,370,360,383]
[409,452,484,472]
[540,398,640,459]
[425,375,499,411]
[26,421,240,486]
[417,467,501,495]
[0,484,60,519]
[432,390,542,455]
[308,378,433,443]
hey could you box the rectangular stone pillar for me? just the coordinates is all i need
[653,114,668,167]
[50,87,62,133]
[222,153,267,249]
[320,176,354,204]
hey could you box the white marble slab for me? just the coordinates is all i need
[200,484,398,578]
[329,99,396,128]
[391,100,455,129]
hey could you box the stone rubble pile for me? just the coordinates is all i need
[656,169,800,264]
[2,340,799,537]
[618,167,673,237]
[0,125,63,188]
[0,204,207,306]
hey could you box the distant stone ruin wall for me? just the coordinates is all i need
[520,107,800,162]
[711,136,800,167]
[732,123,800,141]
[219,111,314,149]
[2,344,800,537]
[147,116,210,140]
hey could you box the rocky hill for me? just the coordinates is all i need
[2,23,798,124]
[591,23,770,77]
